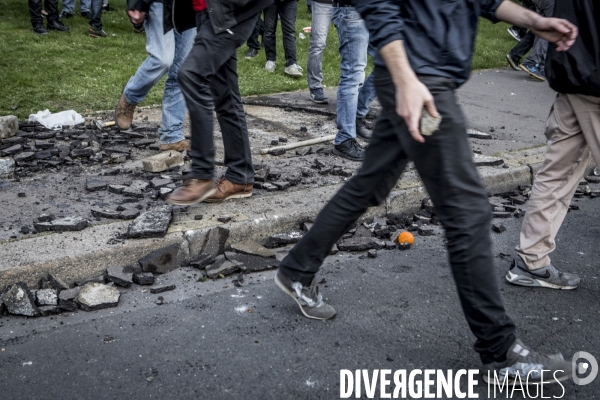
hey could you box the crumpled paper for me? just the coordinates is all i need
[28,109,84,130]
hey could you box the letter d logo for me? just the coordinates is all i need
[572,351,598,385]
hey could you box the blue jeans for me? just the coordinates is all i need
[61,0,90,15]
[333,6,369,145]
[307,1,332,91]
[123,3,195,144]
[357,46,377,119]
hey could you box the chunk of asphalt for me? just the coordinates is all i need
[230,240,275,259]
[150,285,176,294]
[74,275,106,287]
[254,165,270,182]
[189,254,216,270]
[126,205,173,239]
[417,227,435,236]
[132,272,155,286]
[203,226,229,257]
[338,237,385,252]
[105,265,134,288]
[48,273,70,291]
[206,257,241,279]
[34,216,89,233]
[1,282,40,317]
[367,249,378,259]
[224,252,277,273]
[217,215,232,223]
[123,180,150,198]
[58,286,82,301]
[264,230,303,248]
[492,224,507,233]
[142,151,184,173]
[91,208,140,220]
[138,243,181,274]
[75,283,120,311]
[39,305,61,316]
[108,185,126,194]
[85,178,107,192]
[35,288,58,306]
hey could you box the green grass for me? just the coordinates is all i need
[0,0,518,118]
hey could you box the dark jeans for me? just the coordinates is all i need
[247,16,264,50]
[90,0,103,30]
[177,11,256,185]
[509,30,535,61]
[279,67,517,364]
[29,0,58,26]
[264,0,297,66]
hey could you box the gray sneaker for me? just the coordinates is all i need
[284,63,303,78]
[483,339,572,385]
[274,269,336,320]
[506,255,580,289]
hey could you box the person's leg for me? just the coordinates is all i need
[516,94,600,272]
[332,6,368,146]
[263,4,278,63]
[177,12,257,182]
[80,0,91,13]
[356,47,377,119]
[508,30,535,61]
[28,0,44,28]
[61,0,75,16]
[44,0,59,22]
[279,0,298,67]
[158,26,196,146]
[123,3,175,105]
[246,17,262,50]
[307,2,332,91]
[89,0,103,31]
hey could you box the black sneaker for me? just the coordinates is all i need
[356,118,372,140]
[244,47,259,59]
[506,255,580,289]
[309,88,328,104]
[60,11,74,19]
[506,53,520,71]
[47,20,69,31]
[33,25,49,35]
[80,11,91,18]
[483,339,572,385]
[333,138,365,161]
[89,27,108,38]
[507,27,522,41]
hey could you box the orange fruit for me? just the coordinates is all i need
[397,231,414,245]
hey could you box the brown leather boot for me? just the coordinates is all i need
[115,93,137,130]
[166,179,216,206]
[203,178,252,203]
[159,139,191,152]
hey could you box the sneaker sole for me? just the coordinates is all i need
[274,273,332,321]
[165,188,217,206]
[202,192,252,203]
[506,54,520,71]
[505,271,578,290]
[333,148,364,162]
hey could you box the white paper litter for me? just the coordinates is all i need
[28,109,84,130]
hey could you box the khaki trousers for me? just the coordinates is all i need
[517,93,600,269]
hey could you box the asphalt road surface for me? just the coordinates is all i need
[1,196,599,399]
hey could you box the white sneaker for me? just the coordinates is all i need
[265,60,276,72]
[284,63,303,78]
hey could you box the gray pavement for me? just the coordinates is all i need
[1,195,599,399]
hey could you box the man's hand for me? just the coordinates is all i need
[531,17,578,52]
[127,10,146,25]
[395,78,438,143]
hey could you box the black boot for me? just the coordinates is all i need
[356,118,372,140]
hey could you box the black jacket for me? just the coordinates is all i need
[128,0,272,35]
[353,0,503,87]
[546,0,600,97]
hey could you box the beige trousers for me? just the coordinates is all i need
[517,93,600,269]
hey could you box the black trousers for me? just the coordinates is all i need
[247,16,265,50]
[177,12,256,185]
[29,0,59,26]
[279,67,517,364]
[263,0,298,66]
[509,30,535,61]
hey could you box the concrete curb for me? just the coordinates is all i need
[0,147,595,289]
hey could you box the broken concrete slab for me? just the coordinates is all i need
[76,283,120,311]
[91,208,140,220]
[108,184,126,194]
[264,230,303,248]
[35,288,58,306]
[189,254,215,270]
[206,257,241,279]
[105,265,134,288]
[86,178,107,192]
[338,237,385,252]
[0,115,19,139]
[52,216,89,232]
[132,272,155,286]
[142,151,184,173]
[185,229,209,260]
[123,180,150,198]
[0,157,15,175]
[230,240,275,258]
[138,243,182,274]
[473,153,504,167]
[127,205,173,238]
[203,226,230,257]
[1,282,40,317]
[151,178,172,188]
[58,286,81,301]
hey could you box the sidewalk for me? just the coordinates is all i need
[0,68,591,290]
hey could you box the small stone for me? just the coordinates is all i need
[254,165,270,182]
[132,272,155,286]
[0,157,15,175]
[417,227,435,236]
[35,289,58,306]
[20,226,30,234]
[105,265,134,288]
[492,211,512,219]
[569,204,580,211]
[272,181,290,190]
[230,240,275,258]
[194,215,203,221]
[123,180,150,198]
[492,224,506,233]
[142,151,184,173]
[150,178,172,188]
[367,249,378,258]
[86,178,107,192]
[299,126,307,132]
[217,215,232,223]
[269,148,286,156]
[189,254,216,270]
[420,109,441,136]
[0,115,19,139]
[264,230,304,248]
[76,283,120,311]
[108,184,126,194]
[270,139,279,146]
[127,205,173,238]
[267,171,282,181]
[150,285,176,294]
[1,282,39,317]
[139,243,182,274]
